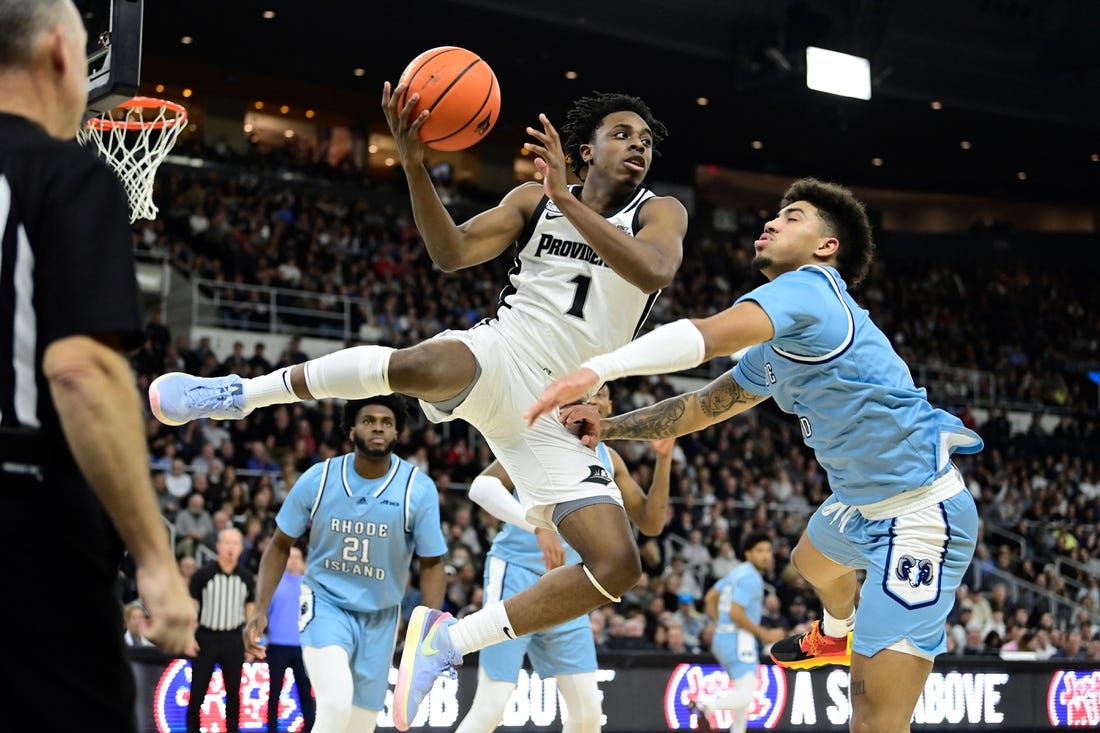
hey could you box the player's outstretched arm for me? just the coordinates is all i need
[244,528,296,659]
[604,374,768,441]
[525,300,775,424]
[468,461,530,530]
[381,80,534,272]
[558,373,768,447]
[418,555,447,610]
[468,461,565,570]
[613,440,674,536]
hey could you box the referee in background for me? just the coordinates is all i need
[190,526,256,733]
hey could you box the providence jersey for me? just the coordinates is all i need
[487,442,614,573]
[732,265,983,505]
[276,453,447,612]
[494,185,660,379]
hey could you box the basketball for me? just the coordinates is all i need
[397,46,501,151]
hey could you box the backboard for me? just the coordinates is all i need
[76,0,143,115]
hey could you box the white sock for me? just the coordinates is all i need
[710,673,754,711]
[454,669,514,733]
[731,707,747,733]
[446,602,514,656]
[241,367,296,409]
[822,608,855,638]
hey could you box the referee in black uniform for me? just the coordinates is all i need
[0,1,196,730]
[190,526,255,733]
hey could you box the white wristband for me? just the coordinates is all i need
[580,318,706,383]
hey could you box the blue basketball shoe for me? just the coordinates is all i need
[393,606,462,731]
[149,372,252,426]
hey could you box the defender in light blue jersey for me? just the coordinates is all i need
[456,387,675,733]
[530,178,984,733]
[243,396,447,733]
[695,532,786,733]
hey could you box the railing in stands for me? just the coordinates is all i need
[135,247,172,318]
[910,362,997,409]
[160,514,176,557]
[1055,555,1097,589]
[190,277,374,342]
[986,525,1030,563]
[663,533,710,596]
[982,566,1100,628]
[987,523,1089,603]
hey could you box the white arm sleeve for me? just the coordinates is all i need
[580,318,707,383]
[468,475,536,533]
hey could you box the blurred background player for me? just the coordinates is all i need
[263,544,314,733]
[457,386,674,733]
[693,531,786,733]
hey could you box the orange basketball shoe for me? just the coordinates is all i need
[770,620,852,669]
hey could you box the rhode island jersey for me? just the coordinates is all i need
[494,184,660,379]
[711,563,765,677]
[275,453,446,612]
[487,442,614,573]
[732,265,983,505]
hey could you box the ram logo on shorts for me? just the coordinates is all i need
[884,511,948,608]
[895,554,935,588]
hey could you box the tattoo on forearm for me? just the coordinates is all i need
[851,679,866,696]
[603,377,759,440]
[604,396,688,440]
[698,377,758,418]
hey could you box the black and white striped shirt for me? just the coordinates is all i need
[0,112,141,465]
[190,561,255,631]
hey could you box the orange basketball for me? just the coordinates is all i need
[397,46,500,151]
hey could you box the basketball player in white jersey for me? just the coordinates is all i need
[149,88,688,729]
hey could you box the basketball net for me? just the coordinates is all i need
[76,96,188,222]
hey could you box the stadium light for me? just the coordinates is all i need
[806,46,872,100]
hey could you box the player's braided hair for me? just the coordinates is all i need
[780,178,876,287]
[561,92,668,178]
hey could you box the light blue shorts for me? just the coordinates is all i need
[806,477,977,659]
[710,631,759,680]
[299,584,399,710]
[479,557,597,681]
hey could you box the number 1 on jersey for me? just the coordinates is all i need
[566,274,591,319]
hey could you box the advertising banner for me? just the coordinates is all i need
[128,650,1099,732]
